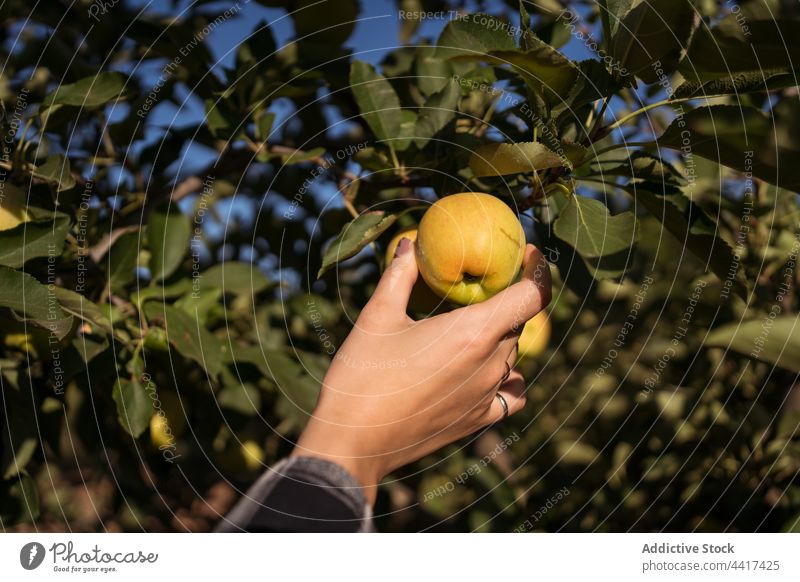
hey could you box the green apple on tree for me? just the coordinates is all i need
[415,192,526,306]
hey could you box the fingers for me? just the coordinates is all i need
[486,370,527,423]
[506,342,518,374]
[483,338,517,387]
[470,244,552,338]
[363,237,419,323]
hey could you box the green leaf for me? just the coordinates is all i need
[414,80,460,149]
[42,72,128,108]
[132,279,193,307]
[318,211,398,277]
[0,472,40,523]
[292,0,357,45]
[0,266,69,333]
[204,98,235,139]
[280,147,325,165]
[354,147,393,172]
[518,0,533,49]
[705,316,800,373]
[598,0,634,44]
[616,182,747,299]
[349,60,401,143]
[218,382,262,416]
[246,19,277,63]
[398,0,422,43]
[680,17,800,82]
[32,155,76,191]
[553,195,637,258]
[436,13,517,60]
[474,47,578,107]
[174,288,222,324]
[143,303,225,378]
[657,106,800,190]
[553,60,622,121]
[1,375,37,480]
[469,141,566,177]
[415,46,453,96]
[148,203,190,282]
[610,0,695,82]
[227,345,301,388]
[112,377,153,438]
[199,261,270,295]
[276,350,325,431]
[562,142,588,168]
[0,211,70,268]
[73,334,110,365]
[255,111,275,142]
[106,230,140,292]
[394,110,419,152]
[227,346,322,432]
[52,288,113,334]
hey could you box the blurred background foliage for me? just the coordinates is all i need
[1,0,799,531]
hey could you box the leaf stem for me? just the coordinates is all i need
[578,141,653,166]
[473,96,499,138]
[16,118,34,165]
[586,97,609,142]
[545,181,573,198]
[388,145,405,178]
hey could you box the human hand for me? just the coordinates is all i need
[292,238,551,503]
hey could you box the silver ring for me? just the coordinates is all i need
[496,393,509,421]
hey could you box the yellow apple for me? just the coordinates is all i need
[415,192,525,305]
[218,439,265,473]
[149,392,187,449]
[0,183,30,231]
[517,310,551,359]
[238,440,265,472]
[385,227,445,314]
[1,320,52,359]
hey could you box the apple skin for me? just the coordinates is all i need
[415,193,525,305]
[385,228,446,315]
[517,310,551,359]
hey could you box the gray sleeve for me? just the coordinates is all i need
[214,456,374,532]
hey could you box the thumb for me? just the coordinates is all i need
[367,237,419,319]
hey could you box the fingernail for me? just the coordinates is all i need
[394,237,411,258]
